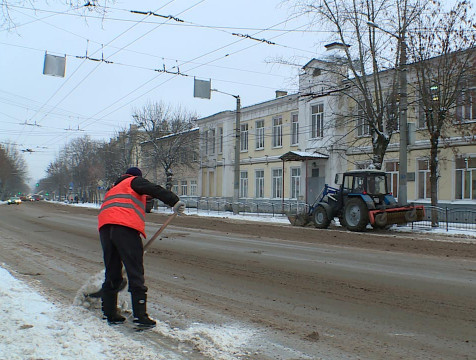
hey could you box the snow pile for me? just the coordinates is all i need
[73,269,129,311]
[1,264,257,360]
[0,265,165,360]
[154,322,256,360]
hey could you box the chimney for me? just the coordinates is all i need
[275,90,288,98]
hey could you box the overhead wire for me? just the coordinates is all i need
[33,0,208,150]
[13,1,179,148]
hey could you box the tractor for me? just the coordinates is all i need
[289,170,425,232]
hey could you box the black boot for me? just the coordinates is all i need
[101,291,126,324]
[131,292,156,327]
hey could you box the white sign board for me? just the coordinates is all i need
[43,53,66,78]
[193,78,211,99]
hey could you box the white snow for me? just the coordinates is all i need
[0,265,167,360]
[0,264,257,360]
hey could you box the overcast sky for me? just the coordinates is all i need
[0,0,330,184]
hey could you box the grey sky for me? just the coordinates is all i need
[0,0,329,184]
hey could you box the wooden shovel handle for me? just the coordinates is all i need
[143,212,178,252]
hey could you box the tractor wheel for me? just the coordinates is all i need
[312,206,331,229]
[342,198,369,232]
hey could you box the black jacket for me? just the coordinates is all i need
[114,175,179,207]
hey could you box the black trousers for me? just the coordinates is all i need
[99,224,147,295]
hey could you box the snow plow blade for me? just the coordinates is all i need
[369,205,425,227]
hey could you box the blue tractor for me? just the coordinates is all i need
[290,170,424,232]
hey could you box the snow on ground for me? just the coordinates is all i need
[0,265,167,360]
[0,264,256,360]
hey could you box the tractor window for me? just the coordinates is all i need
[343,176,353,192]
[368,175,387,194]
[352,176,365,193]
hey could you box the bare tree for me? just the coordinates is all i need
[100,125,142,187]
[0,143,28,199]
[407,0,476,225]
[132,101,198,190]
[287,0,425,169]
[1,1,115,30]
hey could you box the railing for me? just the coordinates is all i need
[154,198,476,233]
[410,206,476,232]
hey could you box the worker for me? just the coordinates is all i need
[97,167,185,326]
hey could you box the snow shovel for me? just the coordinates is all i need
[85,212,178,298]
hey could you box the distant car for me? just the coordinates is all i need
[7,197,21,205]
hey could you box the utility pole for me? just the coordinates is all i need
[233,96,241,214]
[209,89,241,214]
[193,79,242,213]
[397,39,408,205]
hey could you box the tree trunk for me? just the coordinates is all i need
[430,135,439,227]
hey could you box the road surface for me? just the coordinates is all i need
[0,201,474,359]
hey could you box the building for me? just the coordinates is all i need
[196,48,476,208]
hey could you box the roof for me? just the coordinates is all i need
[279,151,329,161]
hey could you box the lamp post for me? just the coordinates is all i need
[368,21,408,204]
[211,89,241,214]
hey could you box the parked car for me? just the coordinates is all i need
[7,197,21,205]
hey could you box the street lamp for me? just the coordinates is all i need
[368,21,408,204]
[211,89,241,214]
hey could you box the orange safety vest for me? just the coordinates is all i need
[98,176,148,237]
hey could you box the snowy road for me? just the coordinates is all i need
[0,201,475,359]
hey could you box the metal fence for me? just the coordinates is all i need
[155,198,476,233]
[410,206,476,232]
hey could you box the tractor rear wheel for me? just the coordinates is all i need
[312,206,331,229]
[342,198,369,232]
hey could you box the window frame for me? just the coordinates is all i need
[255,119,265,150]
[272,116,283,148]
[311,104,324,139]
[240,123,249,152]
[255,169,264,198]
[290,167,301,199]
[240,170,248,198]
[272,168,283,199]
[291,113,299,146]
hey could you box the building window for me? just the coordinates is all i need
[208,129,215,155]
[255,120,265,149]
[190,180,197,196]
[311,104,324,138]
[291,167,301,199]
[172,183,179,194]
[240,124,248,151]
[272,168,283,198]
[203,131,208,155]
[456,88,476,123]
[272,116,283,147]
[181,181,188,196]
[356,102,370,136]
[417,159,431,199]
[240,171,248,198]
[218,127,223,154]
[255,170,264,198]
[385,161,399,198]
[291,113,299,145]
[455,156,476,200]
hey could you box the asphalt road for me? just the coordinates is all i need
[0,201,474,359]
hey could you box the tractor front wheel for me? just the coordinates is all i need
[313,206,331,229]
[342,198,369,232]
